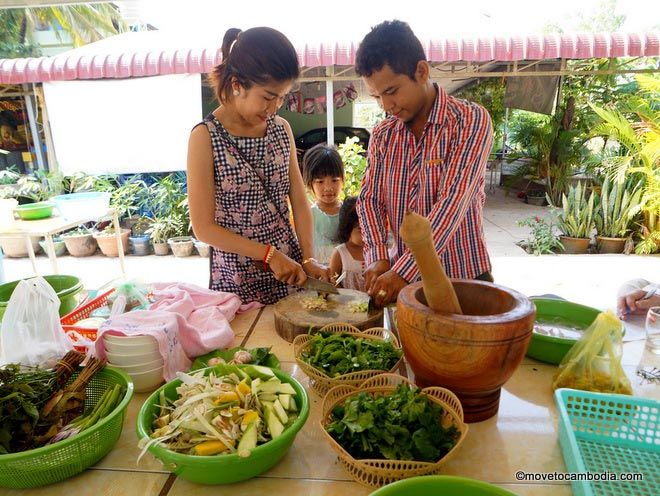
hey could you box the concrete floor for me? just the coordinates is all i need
[3,186,659,313]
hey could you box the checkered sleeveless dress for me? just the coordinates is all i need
[201,114,302,304]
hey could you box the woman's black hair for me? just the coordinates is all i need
[355,20,426,80]
[208,27,300,103]
[335,196,359,244]
[302,143,344,188]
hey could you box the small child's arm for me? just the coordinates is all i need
[329,249,343,287]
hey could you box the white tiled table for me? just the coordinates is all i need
[4,307,657,496]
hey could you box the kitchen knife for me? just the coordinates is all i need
[302,277,339,294]
[252,260,338,294]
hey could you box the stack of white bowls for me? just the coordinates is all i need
[103,334,164,393]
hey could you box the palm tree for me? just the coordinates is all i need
[0,3,126,58]
[590,75,660,253]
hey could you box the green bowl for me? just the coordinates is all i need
[370,476,518,495]
[526,298,602,364]
[136,365,310,485]
[0,275,83,322]
[14,201,54,220]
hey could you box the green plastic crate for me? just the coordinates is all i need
[0,366,133,489]
[555,388,660,496]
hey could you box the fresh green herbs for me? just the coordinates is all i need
[0,364,58,453]
[325,384,460,462]
[301,333,401,378]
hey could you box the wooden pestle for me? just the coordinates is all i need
[399,210,463,314]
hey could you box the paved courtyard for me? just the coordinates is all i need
[3,186,658,314]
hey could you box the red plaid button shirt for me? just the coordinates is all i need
[357,84,493,282]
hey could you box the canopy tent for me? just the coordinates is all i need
[0,30,658,173]
[1,31,658,84]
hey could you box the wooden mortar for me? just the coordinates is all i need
[397,280,536,423]
[399,211,462,314]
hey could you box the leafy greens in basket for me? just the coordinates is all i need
[301,332,402,377]
[325,384,460,462]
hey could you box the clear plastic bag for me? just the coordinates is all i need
[107,279,151,312]
[552,310,632,395]
[0,277,74,368]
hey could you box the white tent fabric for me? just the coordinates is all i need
[43,73,201,174]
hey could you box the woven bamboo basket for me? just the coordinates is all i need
[293,323,404,395]
[320,373,469,488]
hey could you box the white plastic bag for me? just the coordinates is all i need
[0,277,74,367]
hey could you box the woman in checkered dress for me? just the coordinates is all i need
[187,27,329,305]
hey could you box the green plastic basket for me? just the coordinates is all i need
[136,365,310,485]
[370,475,518,495]
[555,388,660,496]
[0,366,134,489]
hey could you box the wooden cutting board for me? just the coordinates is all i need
[273,288,384,342]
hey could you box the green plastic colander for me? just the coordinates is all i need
[0,366,134,489]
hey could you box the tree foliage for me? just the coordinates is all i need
[0,4,125,59]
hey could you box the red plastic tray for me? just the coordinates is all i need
[61,289,114,346]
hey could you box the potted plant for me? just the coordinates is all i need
[93,225,130,257]
[0,236,41,258]
[554,182,596,254]
[38,236,67,257]
[129,216,153,256]
[110,176,148,223]
[194,239,210,257]
[146,216,182,256]
[142,174,191,256]
[526,188,547,206]
[61,227,98,257]
[168,235,194,257]
[14,174,50,205]
[594,178,643,254]
[516,216,563,255]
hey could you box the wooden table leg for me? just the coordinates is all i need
[25,236,38,275]
[112,211,126,276]
[45,234,58,274]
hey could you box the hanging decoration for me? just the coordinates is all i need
[286,82,358,114]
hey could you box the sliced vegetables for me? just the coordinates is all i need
[139,365,299,459]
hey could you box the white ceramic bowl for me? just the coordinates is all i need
[103,334,157,346]
[103,338,158,355]
[112,357,164,375]
[105,349,162,366]
[130,365,165,393]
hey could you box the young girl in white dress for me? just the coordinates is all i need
[329,197,365,292]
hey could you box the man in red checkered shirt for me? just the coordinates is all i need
[355,20,494,307]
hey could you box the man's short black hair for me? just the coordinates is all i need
[355,20,426,80]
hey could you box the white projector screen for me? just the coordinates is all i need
[43,73,202,174]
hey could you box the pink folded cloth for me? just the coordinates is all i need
[94,283,262,380]
[95,311,191,381]
[149,282,262,356]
